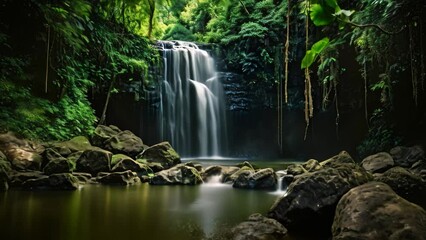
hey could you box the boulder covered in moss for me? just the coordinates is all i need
[111,158,153,177]
[374,166,426,209]
[268,152,372,234]
[150,164,202,185]
[332,182,426,240]
[43,158,74,175]
[97,170,140,185]
[90,125,121,147]
[138,142,181,169]
[22,173,79,190]
[233,168,277,190]
[361,152,394,173]
[103,130,146,157]
[231,213,287,240]
[51,136,93,154]
[76,148,112,176]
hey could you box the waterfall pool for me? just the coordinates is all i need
[1,181,283,240]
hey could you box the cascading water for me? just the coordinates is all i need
[157,40,227,158]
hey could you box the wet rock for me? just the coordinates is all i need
[332,182,426,240]
[374,166,426,209]
[281,174,294,188]
[22,173,79,190]
[203,165,239,182]
[76,149,112,176]
[67,151,83,164]
[150,165,202,185]
[390,145,425,168]
[410,159,426,174]
[138,142,181,169]
[231,213,288,240]
[112,158,153,177]
[111,154,134,166]
[103,130,145,157]
[233,168,277,190]
[91,125,121,147]
[43,159,74,175]
[72,172,92,184]
[361,152,394,173]
[51,136,93,153]
[268,153,372,233]
[0,132,44,170]
[9,171,45,187]
[183,161,203,172]
[286,164,306,176]
[320,151,355,167]
[236,161,254,169]
[223,166,254,183]
[302,159,322,172]
[43,148,67,165]
[97,170,140,185]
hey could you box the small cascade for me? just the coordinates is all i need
[157,40,227,157]
[272,170,287,195]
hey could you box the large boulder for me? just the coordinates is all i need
[231,213,288,240]
[76,149,112,176]
[51,136,93,154]
[233,168,277,190]
[302,159,323,172]
[0,133,44,171]
[361,152,394,173]
[268,152,372,233]
[103,130,145,157]
[138,142,181,169]
[203,165,240,182]
[390,145,425,168]
[22,173,79,190]
[111,154,134,166]
[286,164,307,176]
[91,125,121,147]
[111,158,153,177]
[223,166,254,184]
[332,182,426,240]
[374,166,426,209]
[43,159,74,175]
[97,170,140,185]
[8,171,45,187]
[150,164,202,185]
[320,151,355,167]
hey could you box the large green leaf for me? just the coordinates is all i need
[311,37,330,53]
[301,50,316,69]
[325,0,338,9]
[310,4,335,26]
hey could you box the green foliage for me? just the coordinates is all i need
[357,109,402,158]
[163,24,196,41]
[301,37,329,69]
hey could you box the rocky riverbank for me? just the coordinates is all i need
[1,126,425,239]
[231,148,426,240]
[0,125,278,190]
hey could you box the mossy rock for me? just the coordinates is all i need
[43,159,75,175]
[91,125,121,147]
[52,136,93,153]
[111,154,134,167]
[138,142,180,169]
[76,149,112,176]
[103,130,145,157]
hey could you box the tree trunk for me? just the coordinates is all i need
[99,76,116,126]
[147,0,155,39]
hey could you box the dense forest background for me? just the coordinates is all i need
[0,0,425,158]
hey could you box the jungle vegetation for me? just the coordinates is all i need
[0,0,424,157]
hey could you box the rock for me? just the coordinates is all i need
[9,171,44,187]
[52,136,93,153]
[150,165,202,185]
[268,160,372,233]
[361,152,394,173]
[22,173,79,190]
[43,148,67,164]
[410,159,426,174]
[103,130,145,157]
[223,166,254,183]
[0,151,7,161]
[231,213,288,240]
[374,167,426,209]
[138,142,181,169]
[203,165,240,182]
[390,145,425,168]
[0,159,12,174]
[72,172,92,184]
[91,125,121,147]
[97,170,140,185]
[43,159,74,175]
[183,161,203,172]
[76,149,112,176]
[233,168,277,190]
[320,151,355,167]
[281,174,294,188]
[286,164,306,176]
[111,159,153,177]
[302,159,322,172]
[0,159,10,191]
[67,151,83,164]
[111,154,134,166]
[332,182,426,240]
[236,161,255,169]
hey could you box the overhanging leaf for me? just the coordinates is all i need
[311,37,330,53]
[301,50,316,69]
[310,4,335,26]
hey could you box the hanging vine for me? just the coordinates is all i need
[284,0,291,104]
[303,0,313,140]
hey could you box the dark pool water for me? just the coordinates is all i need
[0,179,288,240]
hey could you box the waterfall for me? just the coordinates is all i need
[157,40,227,158]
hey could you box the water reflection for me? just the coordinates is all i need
[0,183,278,240]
